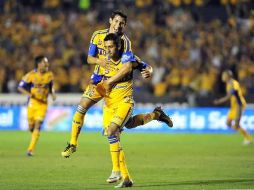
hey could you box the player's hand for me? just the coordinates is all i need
[141,66,153,79]
[96,81,113,97]
[213,99,220,105]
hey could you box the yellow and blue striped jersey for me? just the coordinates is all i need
[88,29,132,76]
[104,52,136,107]
[226,79,246,107]
[19,70,54,104]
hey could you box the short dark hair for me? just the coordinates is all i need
[111,10,127,23]
[104,33,121,48]
[34,55,46,68]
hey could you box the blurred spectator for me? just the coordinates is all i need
[0,0,253,106]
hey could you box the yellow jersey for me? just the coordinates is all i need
[88,29,132,77]
[226,79,246,108]
[103,52,137,107]
[19,70,54,104]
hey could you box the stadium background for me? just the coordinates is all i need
[0,0,253,133]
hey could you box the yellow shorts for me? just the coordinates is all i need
[82,84,103,102]
[27,101,48,124]
[227,106,244,121]
[103,102,133,135]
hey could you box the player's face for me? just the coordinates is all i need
[222,72,228,82]
[109,15,126,34]
[39,58,49,73]
[104,40,117,57]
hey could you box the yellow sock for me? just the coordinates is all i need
[27,129,40,152]
[70,111,85,146]
[108,136,120,172]
[237,127,251,140]
[119,149,131,180]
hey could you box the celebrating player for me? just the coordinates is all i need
[18,55,56,156]
[61,10,173,184]
[214,70,252,145]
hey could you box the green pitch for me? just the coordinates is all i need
[0,131,253,190]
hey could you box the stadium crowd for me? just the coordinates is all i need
[0,0,253,105]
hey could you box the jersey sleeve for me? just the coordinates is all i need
[88,31,100,56]
[18,72,32,90]
[121,51,137,64]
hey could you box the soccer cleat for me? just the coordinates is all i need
[61,143,76,158]
[114,179,133,188]
[106,171,122,183]
[153,107,173,127]
[27,150,33,156]
[243,139,252,145]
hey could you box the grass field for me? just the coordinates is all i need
[0,131,253,190]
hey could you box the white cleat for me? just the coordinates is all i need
[106,171,122,183]
[243,139,252,145]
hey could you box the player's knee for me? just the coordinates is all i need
[107,125,120,136]
[34,120,43,129]
[107,128,115,136]
[80,97,95,110]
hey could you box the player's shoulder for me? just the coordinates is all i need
[92,29,109,37]
[121,33,131,43]
[46,71,54,78]
[121,51,136,63]
[22,70,36,81]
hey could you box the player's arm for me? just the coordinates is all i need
[17,85,32,97]
[49,79,56,101]
[136,60,153,79]
[17,76,33,97]
[214,93,231,105]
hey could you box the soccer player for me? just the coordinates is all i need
[214,70,252,145]
[101,33,141,188]
[18,55,56,156]
[61,10,173,183]
[100,33,173,188]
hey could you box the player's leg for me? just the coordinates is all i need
[27,104,47,156]
[61,97,96,157]
[103,106,121,182]
[232,107,252,144]
[27,120,43,156]
[125,106,173,129]
[107,103,133,187]
[62,84,102,158]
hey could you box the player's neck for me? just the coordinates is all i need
[111,55,120,62]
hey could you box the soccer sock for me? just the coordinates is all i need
[70,105,86,146]
[119,148,131,180]
[27,129,40,152]
[237,127,251,140]
[108,135,120,172]
[127,112,160,129]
